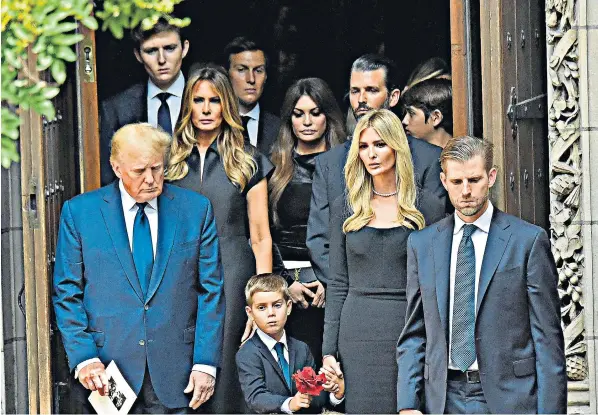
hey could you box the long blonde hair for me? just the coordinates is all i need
[166,64,256,191]
[269,78,345,226]
[343,109,425,233]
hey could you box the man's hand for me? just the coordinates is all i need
[241,317,256,345]
[322,355,343,379]
[289,392,312,412]
[288,281,315,309]
[184,371,215,409]
[399,410,422,414]
[305,280,325,308]
[78,362,108,396]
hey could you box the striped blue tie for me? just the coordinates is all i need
[451,224,477,371]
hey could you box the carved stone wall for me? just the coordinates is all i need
[546,0,587,381]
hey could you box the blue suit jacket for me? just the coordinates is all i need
[236,334,327,414]
[396,209,567,414]
[53,182,225,408]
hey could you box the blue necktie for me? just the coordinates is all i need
[133,202,153,297]
[274,342,291,388]
[157,92,172,134]
[451,224,477,371]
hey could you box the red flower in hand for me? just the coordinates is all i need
[292,367,327,396]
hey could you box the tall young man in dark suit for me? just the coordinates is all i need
[99,19,190,185]
[306,54,449,305]
[53,124,225,412]
[397,136,566,414]
[224,36,281,154]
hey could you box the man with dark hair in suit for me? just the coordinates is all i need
[306,54,449,314]
[397,136,566,414]
[99,18,190,185]
[54,123,225,413]
[223,36,281,154]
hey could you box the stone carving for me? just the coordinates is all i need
[546,0,586,381]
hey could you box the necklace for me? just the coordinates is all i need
[372,188,398,197]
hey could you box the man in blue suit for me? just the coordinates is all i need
[53,123,225,413]
[397,136,566,414]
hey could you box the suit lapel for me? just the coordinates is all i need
[476,210,511,313]
[434,216,454,343]
[256,112,266,153]
[253,335,291,392]
[99,182,144,302]
[287,337,298,393]
[145,185,178,303]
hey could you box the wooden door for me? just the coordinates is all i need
[501,0,549,229]
[21,23,100,414]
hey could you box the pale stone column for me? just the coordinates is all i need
[546,0,597,412]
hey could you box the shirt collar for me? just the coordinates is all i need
[241,102,260,120]
[256,327,287,352]
[453,200,493,235]
[119,180,158,211]
[147,72,185,99]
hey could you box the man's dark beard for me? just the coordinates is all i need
[352,94,392,120]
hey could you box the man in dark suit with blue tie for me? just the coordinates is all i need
[397,136,566,414]
[99,19,190,186]
[53,123,225,413]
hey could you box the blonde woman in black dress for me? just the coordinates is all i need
[166,64,273,413]
[321,109,443,413]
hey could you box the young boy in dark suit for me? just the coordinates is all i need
[236,274,344,414]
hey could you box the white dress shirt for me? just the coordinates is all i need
[241,103,260,147]
[75,181,216,378]
[147,72,185,135]
[448,201,494,371]
[255,328,342,413]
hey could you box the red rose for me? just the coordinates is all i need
[291,366,327,396]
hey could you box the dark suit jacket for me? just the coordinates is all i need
[396,209,567,414]
[99,82,185,185]
[255,109,281,155]
[236,333,327,414]
[306,137,448,285]
[53,182,225,408]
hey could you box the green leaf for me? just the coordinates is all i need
[50,59,67,84]
[1,138,21,169]
[44,22,79,36]
[81,15,99,30]
[45,10,72,26]
[32,3,57,22]
[32,36,48,54]
[50,33,84,46]
[55,45,77,62]
[11,23,35,43]
[108,21,124,39]
[31,99,56,119]
[36,53,54,71]
[43,86,61,100]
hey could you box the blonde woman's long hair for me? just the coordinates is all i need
[166,64,256,191]
[343,109,425,233]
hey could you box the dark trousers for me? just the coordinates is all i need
[74,366,188,414]
[444,379,490,414]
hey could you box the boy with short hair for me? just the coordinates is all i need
[401,78,453,148]
[236,274,344,414]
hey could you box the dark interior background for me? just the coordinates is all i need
[96,0,451,114]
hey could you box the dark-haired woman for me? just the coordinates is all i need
[166,64,273,413]
[269,77,345,364]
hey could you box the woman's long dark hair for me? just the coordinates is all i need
[269,77,345,226]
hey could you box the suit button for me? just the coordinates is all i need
[139,340,145,346]
[144,305,149,310]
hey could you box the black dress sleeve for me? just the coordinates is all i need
[322,195,350,357]
[242,146,275,196]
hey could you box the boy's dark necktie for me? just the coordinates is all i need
[274,342,291,388]
[157,92,172,134]
[451,224,477,371]
[133,202,153,297]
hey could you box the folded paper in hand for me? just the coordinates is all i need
[88,361,137,414]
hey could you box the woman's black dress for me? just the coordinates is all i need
[322,198,414,414]
[272,150,326,364]
[170,141,273,414]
